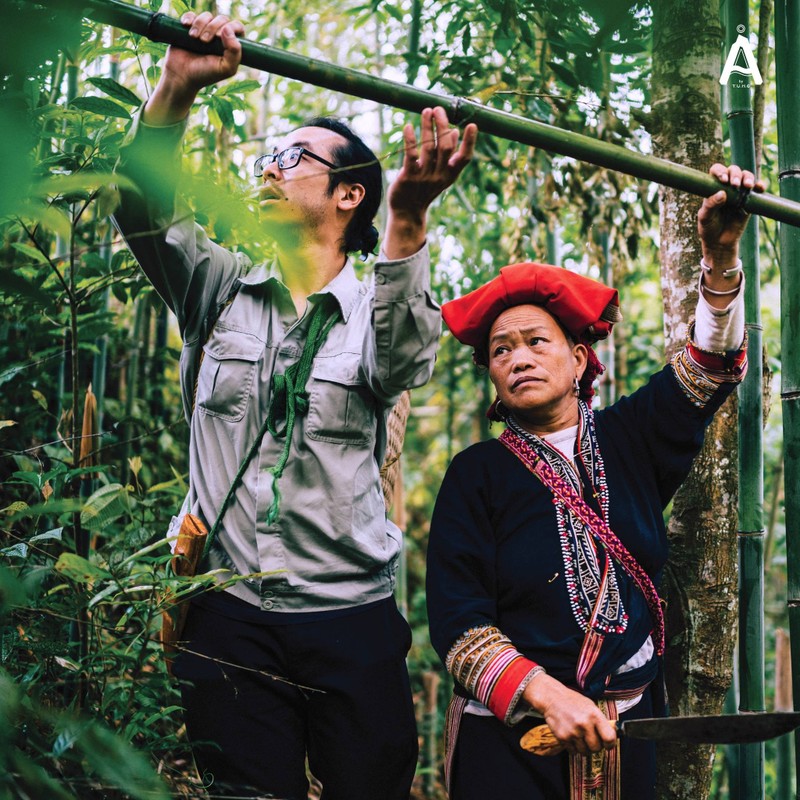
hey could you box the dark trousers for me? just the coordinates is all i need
[173,594,418,800]
[450,687,656,799]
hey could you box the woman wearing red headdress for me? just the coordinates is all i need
[426,164,763,800]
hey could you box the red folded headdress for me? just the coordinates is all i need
[442,262,622,407]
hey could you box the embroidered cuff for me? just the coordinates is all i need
[445,624,543,725]
[670,322,748,407]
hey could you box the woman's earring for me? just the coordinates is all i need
[573,377,580,397]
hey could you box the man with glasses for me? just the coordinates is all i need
[113,9,477,800]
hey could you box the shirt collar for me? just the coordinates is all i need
[236,258,362,323]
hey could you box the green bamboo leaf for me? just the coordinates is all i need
[10,242,48,263]
[33,171,134,199]
[9,747,75,800]
[10,498,82,520]
[69,96,132,120]
[209,96,235,130]
[71,722,170,800]
[547,60,580,89]
[86,77,142,107]
[383,3,404,22]
[13,201,72,240]
[215,78,262,96]
[88,582,121,608]
[53,553,112,584]
[80,483,133,530]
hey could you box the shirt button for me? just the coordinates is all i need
[262,590,274,598]
[262,600,274,610]
[375,273,387,285]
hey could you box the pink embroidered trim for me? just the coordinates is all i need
[499,427,665,656]
[445,625,540,722]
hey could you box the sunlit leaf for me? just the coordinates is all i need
[128,456,143,480]
[215,79,262,96]
[31,389,48,411]
[80,483,133,530]
[2,502,29,516]
[53,656,80,672]
[33,171,134,199]
[31,527,63,544]
[0,543,28,559]
[96,184,121,219]
[53,553,112,584]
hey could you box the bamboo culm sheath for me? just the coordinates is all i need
[54,0,800,228]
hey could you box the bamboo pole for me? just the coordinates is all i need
[56,0,800,228]
[775,1,800,791]
[722,3,765,798]
[775,629,794,800]
[422,670,441,798]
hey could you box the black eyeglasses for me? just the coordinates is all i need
[254,146,338,177]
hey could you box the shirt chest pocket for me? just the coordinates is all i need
[197,326,264,422]
[306,353,375,445]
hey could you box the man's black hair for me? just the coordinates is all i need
[302,116,382,258]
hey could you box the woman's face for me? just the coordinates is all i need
[488,304,588,432]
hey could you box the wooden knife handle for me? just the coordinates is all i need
[520,720,619,756]
[161,513,209,674]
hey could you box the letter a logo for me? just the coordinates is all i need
[720,33,763,85]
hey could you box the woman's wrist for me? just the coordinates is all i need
[521,670,556,714]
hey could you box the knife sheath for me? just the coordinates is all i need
[161,513,208,674]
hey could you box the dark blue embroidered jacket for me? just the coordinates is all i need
[426,364,738,700]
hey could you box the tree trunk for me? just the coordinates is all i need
[650,3,740,798]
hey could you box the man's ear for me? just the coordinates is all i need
[337,182,365,211]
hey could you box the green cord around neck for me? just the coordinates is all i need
[203,299,341,558]
[264,300,341,523]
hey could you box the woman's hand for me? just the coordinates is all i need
[697,164,765,307]
[698,164,765,270]
[522,673,617,757]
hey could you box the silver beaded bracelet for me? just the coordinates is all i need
[701,273,743,296]
[700,257,742,279]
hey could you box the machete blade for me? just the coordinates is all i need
[621,712,800,744]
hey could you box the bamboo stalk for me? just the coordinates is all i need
[722,2,766,797]
[775,629,794,800]
[422,670,441,798]
[57,0,800,228]
[775,0,800,790]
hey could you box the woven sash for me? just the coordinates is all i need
[498,426,665,656]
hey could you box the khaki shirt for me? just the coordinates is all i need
[114,117,441,612]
